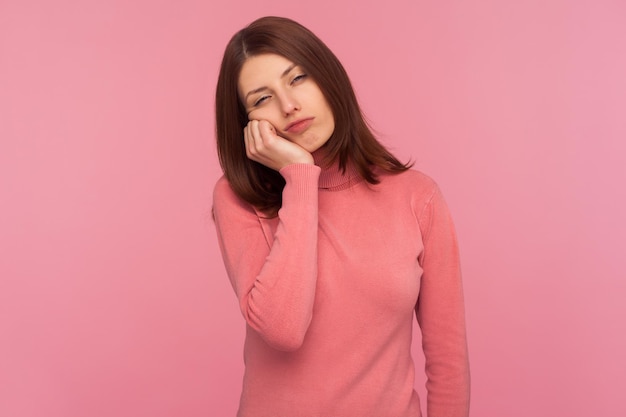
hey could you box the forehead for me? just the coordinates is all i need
[238,53,296,93]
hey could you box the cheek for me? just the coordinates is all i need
[246,109,267,124]
[324,105,335,129]
[248,104,280,123]
[318,96,334,123]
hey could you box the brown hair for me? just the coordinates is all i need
[215,16,411,215]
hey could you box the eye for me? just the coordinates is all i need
[253,95,271,106]
[291,73,308,85]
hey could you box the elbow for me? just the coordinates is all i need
[262,315,311,351]
[249,313,311,352]
[244,298,314,351]
[264,330,307,352]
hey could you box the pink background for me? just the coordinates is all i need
[1,1,625,416]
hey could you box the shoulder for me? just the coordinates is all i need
[213,175,234,198]
[212,175,257,217]
[212,175,237,206]
[374,168,448,223]
[377,168,440,200]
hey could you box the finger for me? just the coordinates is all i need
[258,120,277,142]
[247,120,266,160]
[249,120,265,151]
[243,122,253,158]
[244,121,261,158]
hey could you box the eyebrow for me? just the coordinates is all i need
[244,63,298,100]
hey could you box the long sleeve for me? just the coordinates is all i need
[415,185,470,417]
[212,164,321,351]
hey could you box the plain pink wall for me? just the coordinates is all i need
[1,1,625,416]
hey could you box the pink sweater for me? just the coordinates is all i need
[213,156,470,417]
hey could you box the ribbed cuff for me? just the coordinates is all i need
[279,163,321,202]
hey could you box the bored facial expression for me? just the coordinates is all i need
[238,53,335,153]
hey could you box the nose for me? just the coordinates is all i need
[278,91,300,116]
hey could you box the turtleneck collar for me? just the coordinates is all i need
[312,146,363,191]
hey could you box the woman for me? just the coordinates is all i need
[213,16,470,417]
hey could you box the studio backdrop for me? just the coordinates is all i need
[1,1,625,416]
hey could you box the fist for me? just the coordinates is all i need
[244,120,314,171]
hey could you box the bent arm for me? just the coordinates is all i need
[415,185,470,417]
[213,164,321,351]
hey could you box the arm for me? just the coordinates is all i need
[415,185,470,417]
[212,164,321,351]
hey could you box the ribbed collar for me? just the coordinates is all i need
[312,146,363,191]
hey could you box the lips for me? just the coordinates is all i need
[284,117,314,134]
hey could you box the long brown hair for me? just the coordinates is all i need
[215,16,411,215]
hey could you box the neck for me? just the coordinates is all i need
[312,146,362,191]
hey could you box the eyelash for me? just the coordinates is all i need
[291,73,307,84]
[252,73,308,107]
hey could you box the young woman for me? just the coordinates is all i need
[213,16,470,417]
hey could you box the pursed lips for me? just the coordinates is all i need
[284,117,314,134]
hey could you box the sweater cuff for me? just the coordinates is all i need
[279,163,321,198]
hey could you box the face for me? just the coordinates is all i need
[238,53,335,153]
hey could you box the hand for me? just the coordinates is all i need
[244,120,314,171]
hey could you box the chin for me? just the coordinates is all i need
[301,135,331,153]
[304,143,323,153]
